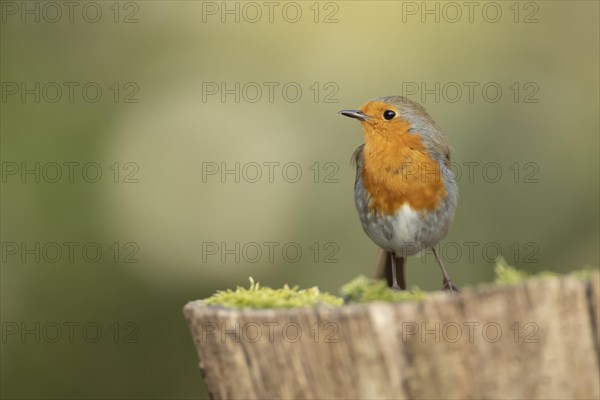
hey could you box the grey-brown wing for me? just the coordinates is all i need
[351,144,365,187]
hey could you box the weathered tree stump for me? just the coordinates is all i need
[184,273,600,399]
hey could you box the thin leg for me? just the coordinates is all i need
[397,256,406,290]
[432,247,459,294]
[390,254,401,291]
[390,254,407,291]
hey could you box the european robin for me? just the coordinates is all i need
[339,96,459,293]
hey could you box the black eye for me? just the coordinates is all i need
[383,110,396,120]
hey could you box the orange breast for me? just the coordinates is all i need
[361,125,446,215]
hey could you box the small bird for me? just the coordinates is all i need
[339,96,458,293]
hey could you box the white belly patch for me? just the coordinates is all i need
[363,203,424,255]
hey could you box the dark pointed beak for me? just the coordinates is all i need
[339,109,370,121]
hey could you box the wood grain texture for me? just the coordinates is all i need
[184,273,600,400]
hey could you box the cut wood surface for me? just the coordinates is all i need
[184,273,600,400]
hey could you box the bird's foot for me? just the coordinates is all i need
[391,284,403,292]
[442,279,460,295]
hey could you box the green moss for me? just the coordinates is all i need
[494,257,597,286]
[203,277,343,309]
[203,276,426,309]
[494,258,534,285]
[340,275,426,303]
[202,263,598,309]
[569,265,599,281]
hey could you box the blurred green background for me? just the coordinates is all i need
[1,1,598,398]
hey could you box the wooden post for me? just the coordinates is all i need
[184,273,600,399]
